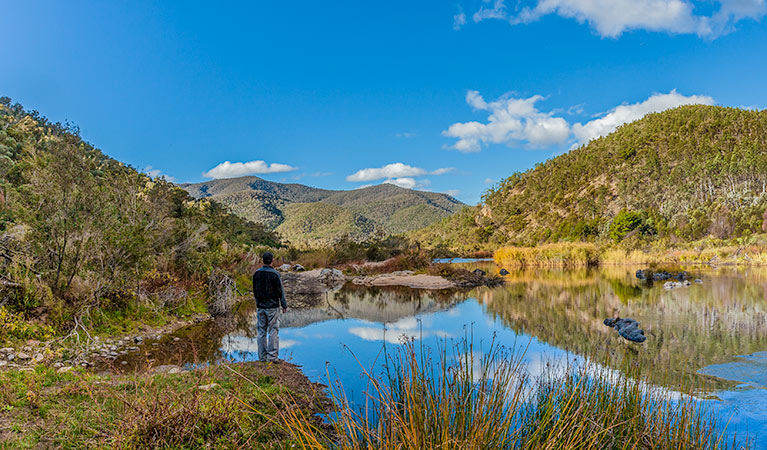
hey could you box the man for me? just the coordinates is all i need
[252,252,288,362]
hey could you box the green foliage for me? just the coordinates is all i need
[0,97,279,335]
[413,105,767,252]
[609,209,644,242]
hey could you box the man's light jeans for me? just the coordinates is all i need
[257,308,281,362]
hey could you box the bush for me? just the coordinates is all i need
[610,209,644,242]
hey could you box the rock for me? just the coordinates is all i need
[663,281,690,290]
[278,264,292,272]
[635,269,648,280]
[292,264,305,272]
[695,279,703,284]
[173,337,181,342]
[499,268,510,276]
[120,361,128,366]
[152,364,182,375]
[472,269,487,276]
[53,362,63,369]
[22,346,32,352]
[198,383,219,391]
[33,353,44,363]
[57,366,74,374]
[16,352,30,360]
[0,360,7,368]
[320,268,343,277]
[604,317,646,343]
[128,347,139,351]
[80,362,90,367]
[0,347,14,354]
[7,354,15,361]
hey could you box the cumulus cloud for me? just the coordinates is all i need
[202,160,297,179]
[572,90,714,145]
[453,10,467,29]
[443,90,571,152]
[465,0,766,38]
[444,89,714,151]
[346,163,453,182]
[384,177,418,189]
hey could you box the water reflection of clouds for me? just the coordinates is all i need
[221,334,300,354]
[348,316,455,344]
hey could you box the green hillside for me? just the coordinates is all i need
[413,105,767,253]
[182,177,464,247]
[0,98,277,341]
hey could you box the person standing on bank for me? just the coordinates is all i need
[253,252,288,362]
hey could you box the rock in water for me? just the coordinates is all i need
[604,317,646,343]
[499,268,510,276]
[472,269,486,276]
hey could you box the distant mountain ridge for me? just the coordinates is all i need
[181,177,464,247]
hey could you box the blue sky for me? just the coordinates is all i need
[1,1,766,204]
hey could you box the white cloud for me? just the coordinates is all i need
[572,90,714,145]
[443,90,571,152]
[445,89,714,151]
[384,177,418,189]
[346,163,453,182]
[202,160,297,179]
[396,132,417,138]
[465,0,766,38]
[453,10,467,29]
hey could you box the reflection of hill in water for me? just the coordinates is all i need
[476,266,767,391]
[279,284,465,328]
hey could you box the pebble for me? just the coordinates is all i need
[120,361,128,366]
[57,366,74,374]
[22,346,32,352]
[7,354,15,361]
[0,360,7,368]
[53,362,63,369]
[34,354,44,363]
[128,347,139,351]
[0,347,13,354]
[173,337,181,342]
[16,352,30,360]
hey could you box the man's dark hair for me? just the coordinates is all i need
[262,252,274,265]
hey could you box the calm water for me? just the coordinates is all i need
[120,264,767,447]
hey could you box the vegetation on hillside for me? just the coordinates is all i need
[0,98,278,343]
[412,106,767,255]
[183,177,464,247]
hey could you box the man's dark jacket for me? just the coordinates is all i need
[253,266,287,309]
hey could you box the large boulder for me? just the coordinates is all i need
[277,264,292,272]
[604,317,646,343]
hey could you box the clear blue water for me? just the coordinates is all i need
[157,265,767,447]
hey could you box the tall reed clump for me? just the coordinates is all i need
[280,338,744,450]
[494,243,601,269]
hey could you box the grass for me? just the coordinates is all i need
[280,338,745,450]
[0,362,324,449]
[494,243,601,268]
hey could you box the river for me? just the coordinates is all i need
[116,262,767,447]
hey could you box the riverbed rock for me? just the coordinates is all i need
[663,280,691,290]
[292,264,305,272]
[499,268,510,276]
[278,264,292,272]
[152,364,182,375]
[604,317,646,343]
[637,269,691,282]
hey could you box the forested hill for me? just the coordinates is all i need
[182,177,464,247]
[412,105,767,253]
[0,98,277,333]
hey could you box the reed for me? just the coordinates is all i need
[494,243,601,268]
[279,338,743,450]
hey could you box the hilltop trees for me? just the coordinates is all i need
[412,105,767,253]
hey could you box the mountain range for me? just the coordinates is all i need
[181,177,464,247]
